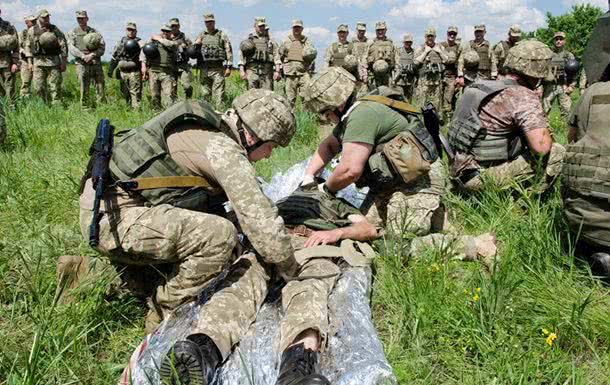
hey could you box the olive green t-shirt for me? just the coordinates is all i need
[332,101,411,146]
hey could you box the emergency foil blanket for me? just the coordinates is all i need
[121,160,395,385]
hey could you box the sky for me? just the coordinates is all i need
[0,0,607,62]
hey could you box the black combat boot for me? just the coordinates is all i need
[275,343,330,385]
[159,333,220,385]
[185,88,193,99]
[589,253,610,282]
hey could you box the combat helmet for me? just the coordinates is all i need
[232,89,296,147]
[240,39,255,55]
[0,34,17,51]
[583,7,610,83]
[463,50,479,70]
[342,54,359,74]
[39,31,59,51]
[372,59,389,75]
[303,67,356,113]
[124,39,141,55]
[303,46,317,63]
[142,42,160,59]
[503,39,553,79]
[83,32,102,51]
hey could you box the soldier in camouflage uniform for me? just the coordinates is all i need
[393,33,417,102]
[493,25,522,75]
[414,27,447,113]
[441,26,462,123]
[194,13,233,106]
[67,10,105,107]
[18,15,35,97]
[542,31,576,119]
[457,24,497,85]
[143,24,179,111]
[108,22,143,109]
[0,9,19,104]
[24,9,68,104]
[168,18,194,99]
[324,24,353,69]
[278,19,316,108]
[366,21,395,88]
[238,17,280,91]
[351,22,369,95]
[448,40,565,193]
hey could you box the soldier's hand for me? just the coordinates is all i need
[565,86,574,95]
[455,76,465,87]
[424,45,432,53]
[273,71,281,81]
[239,68,247,80]
[151,34,161,41]
[10,64,17,74]
[194,37,202,45]
[304,229,343,248]
[224,67,231,77]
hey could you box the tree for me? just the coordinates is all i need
[528,4,604,58]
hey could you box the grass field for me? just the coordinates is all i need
[0,65,609,385]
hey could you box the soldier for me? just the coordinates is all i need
[366,21,395,88]
[194,13,233,106]
[24,9,68,104]
[448,40,565,193]
[441,26,462,123]
[0,9,19,104]
[108,22,143,109]
[278,19,316,107]
[169,18,194,99]
[142,24,179,111]
[542,31,576,119]
[393,33,417,102]
[562,10,610,281]
[67,10,105,107]
[414,27,447,113]
[324,24,353,69]
[493,25,522,74]
[18,15,35,97]
[302,68,446,235]
[238,17,280,90]
[457,24,497,86]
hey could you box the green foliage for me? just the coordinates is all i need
[529,5,604,58]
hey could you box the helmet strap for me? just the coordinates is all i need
[238,126,265,155]
[334,93,356,120]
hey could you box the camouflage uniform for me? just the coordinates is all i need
[352,23,369,96]
[195,14,233,106]
[441,27,462,123]
[493,25,522,75]
[24,10,68,104]
[366,22,395,88]
[414,29,447,112]
[169,20,194,99]
[18,20,33,97]
[542,33,576,119]
[67,12,106,107]
[458,25,498,81]
[238,18,280,91]
[324,25,353,70]
[110,27,143,109]
[278,20,315,107]
[393,34,417,102]
[145,27,179,111]
[0,16,19,102]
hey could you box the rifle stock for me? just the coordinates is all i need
[88,119,114,247]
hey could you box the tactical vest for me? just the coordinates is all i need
[0,20,16,53]
[368,39,394,65]
[248,34,273,64]
[71,26,91,52]
[330,41,353,67]
[441,42,459,75]
[398,48,414,67]
[421,46,444,76]
[201,31,226,62]
[276,190,359,230]
[118,36,141,63]
[352,38,368,59]
[551,50,568,81]
[448,79,522,163]
[109,101,224,211]
[32,24,62,56]
[148,41,176,70]
[471,40,491,70]
[562,87,610,200]
[286,35,304,62]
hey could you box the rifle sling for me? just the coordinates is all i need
[119,176,212,191]
[358,95,419,114]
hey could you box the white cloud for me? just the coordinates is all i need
[563,0,608,9]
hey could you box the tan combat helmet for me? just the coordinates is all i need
[303,67,357,113]
[83,32,102,51]
[503,40,553,79]
[342,54,359,74]
[232,89,296,147]
[39,31,59,50]
[463,50,480,69]
[303,46,318,63]
[372,59,389,75]
[0,34,17,50]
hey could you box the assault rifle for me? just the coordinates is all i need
[88,119,114,247]
[422,103,454,161]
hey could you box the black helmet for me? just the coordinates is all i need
[124,39,141,56]
[185,45,202,60]
[564,58,580,77]
[142,42,159,59]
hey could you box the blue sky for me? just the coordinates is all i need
[0,0,606,61]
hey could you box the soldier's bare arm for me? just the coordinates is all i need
[305,135,341,179]
[324,141,372,192]
[303,219,379,247]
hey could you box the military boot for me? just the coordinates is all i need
[589,253,610,282]
[185,87,193,99]
[275,343,330,385]
[159,333,220,385]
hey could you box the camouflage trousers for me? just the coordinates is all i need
[75,62,105,107]
[194,252,339,359]
[119,70,142,109]
[199,66,225,106]
[443,75,459,122]
[285,73,310,107]
[32,65,62,104]
[415,77,444,113]
[79,204,238,324]
[397,82,416,103]
[462,143,566,193]
[149,69,177,111]
[245,64,273,90]
[542,83,572,120]
[178,67,193,99]
[0,67,15,101]
[19,60,32,97]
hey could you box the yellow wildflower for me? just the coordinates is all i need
[463,289,469,295]
[472,294,480,302]
[475,287,481,293]
[429,263,440,273]
[546,332,557,347]
[541,328,550,336]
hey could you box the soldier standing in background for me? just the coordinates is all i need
[414,27,447,113]
[441,26,462,123]
[169,18,193,99]
[67,10,106,107]
[143,24,179,111]
[238,17,279,90]
[493,25,522,74]
[278,19,316,108]
[24,9,68,104]
[0,9,19,104]
[393,33,417,102]
[542,31,576,119]
[366,21,395,88]
[324,24,353,69]
[19,15,35,97]
[195,13,233,106]
[352,22,369,95]
[108,22,143,109]
[458,24,497,86]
